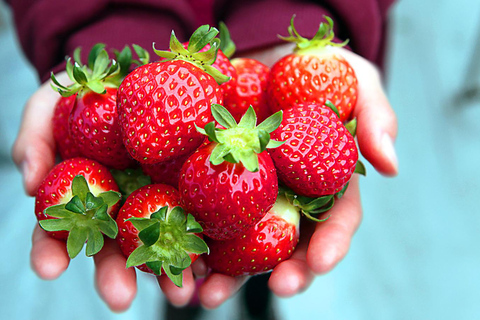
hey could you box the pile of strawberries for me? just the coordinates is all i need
[35,16,364,287]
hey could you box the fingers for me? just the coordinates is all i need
[11,74,68,196]
[191,256,208,278]
[157,267,196,307]
[93,238,137,313]
[342,49,399,176]
[30,225,70,280]
[198,273,248,309]
[306,176,362,274]
[268,232,315,297]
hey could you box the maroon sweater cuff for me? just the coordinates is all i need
[216,0,335,55]
[9,0,197,83]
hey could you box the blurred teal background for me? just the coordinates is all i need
[1,1,480,319]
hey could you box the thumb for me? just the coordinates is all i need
[344,50,399,176]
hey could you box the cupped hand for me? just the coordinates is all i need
[12,44,398,311]
[12,72,138,312]
[194,175,361,308]
[190,45,398,308]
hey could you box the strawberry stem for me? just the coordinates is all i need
[51,44,149,97]
[279,15,349,53]
[110,168,152,204]
[153,25,231,85]
[218,21,236,58]
[279,184,335,222]
[196,104,284,172]
[39,175,121,258]
[126,206,208,287]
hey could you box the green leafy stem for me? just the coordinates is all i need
[196,104,284,172]
[126,206,209,287]
[39,175,121,258]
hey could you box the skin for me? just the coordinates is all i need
[12,46,398,311]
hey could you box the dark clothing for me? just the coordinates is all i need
[7,0,394,82]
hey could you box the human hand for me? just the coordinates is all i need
[182,45,399,309]
[11,42,398,311]
[12,72,138,312]
[10,71,240,311]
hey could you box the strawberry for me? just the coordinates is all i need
[269,102,359,199]
[205,194,300,277]
[223,58,271,123]
[35,157,122,258]
[178,104,283,240]
[116,184,208,287]
[51,44,148,170]
[210,21,238,105]
[52,94,81,159]
[182,34,237,105]
[69,86,135,169]
[267,16,358,122]
[211,48,237,104]
[117,25,229,165]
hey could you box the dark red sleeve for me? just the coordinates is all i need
[215,0,395,68]
[7,0,395,82]
[7,0,199,82]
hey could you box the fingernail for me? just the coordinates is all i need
[381,133,398,174]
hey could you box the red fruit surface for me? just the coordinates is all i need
[69,87,135,170]
[206,195,300,276]
[117,60,223,164]
[116,184,201,274]
[34,157,121,240]
[140,151,193,189]
[224,58,271,122]
[52,94,82,160]
[267,50,358,122]
[269,103,358,197]
[178,143,278,240]
[183,42,238,104]
[212,49,237,102]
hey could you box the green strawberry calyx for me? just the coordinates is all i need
[39,175,121,258]
[218,21,236,59]
[110,168,152,205]
[279,184,334,222]
[51,43,150,97]
[196,104,284,172]
[126,206,209,287]
[153,25,231,85]
[279,15,348,55]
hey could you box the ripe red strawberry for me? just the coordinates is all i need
[183,40,237,104]
[52,94,81,159]
[116,184,208,287]
[224,58,271,123]
[269,102,359,198]
[267,16,358,122]
[211,48,237,102]
[69,86,135,169]
[178,104,283,240]
[35,157,122,258]
[117,26,228,165]
[51,44,145,170]
[206,194,300,276]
